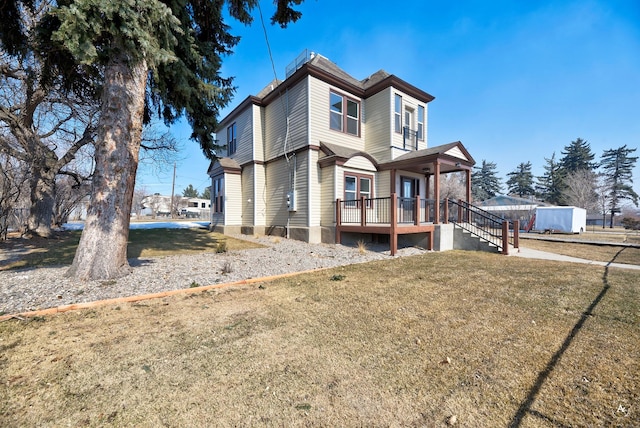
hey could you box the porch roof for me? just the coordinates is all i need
[207,157,242,176]
[380,141,476,175]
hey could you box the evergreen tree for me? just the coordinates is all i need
[200,187,211,200]
[536,153,563,205]
[600,145,639,227]
[16,0,304,280]
[559,138,597,174]
[471,160,503,201]
[182,184,199,198]
[506,162,535,197]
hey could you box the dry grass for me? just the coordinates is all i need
[1,251,638,427]
[521,237,640,265]
[0,228,262,271]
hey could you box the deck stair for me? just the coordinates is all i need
[446,199,519,255]
[453,222,501,253]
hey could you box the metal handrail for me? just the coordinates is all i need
[446,199,518,253]
[402,126,418,150]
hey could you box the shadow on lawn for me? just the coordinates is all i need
[508,248,628,427]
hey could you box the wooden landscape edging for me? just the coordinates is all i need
[0,268,326,322]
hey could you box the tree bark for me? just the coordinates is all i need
[66,56,147,280]
[27,168,56,237]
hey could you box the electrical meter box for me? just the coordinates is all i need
[286,191,297,212]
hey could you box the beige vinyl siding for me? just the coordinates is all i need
[264,150,313,228]
[226,106,254,165]
[390,88,429,159]
[308,76,364,151]
[343,156,376,172]
[254,163,266,227]
[363,87,392,163]
[241,165,254,226]
[308,149,321,227]
[288,150,309,227]
[224,173,242,226]
[445,145,468,161]
[265,157,293,227]
[252,105,265,162]
[320,164,336,226]
[264,80,309,161]
[376,170,391,198]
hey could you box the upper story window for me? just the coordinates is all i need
[394,94,402,133]
[417,105,425,141]
[330,91,360,136]
[226,122,237,156]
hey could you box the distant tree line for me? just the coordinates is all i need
[471,138,639,228]
[182,184,210,200]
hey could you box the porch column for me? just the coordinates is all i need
[390,193,398,256]
[434,162,441,223]
[466,169,472,203]
[465,169,472,222]
[390,169,396,194]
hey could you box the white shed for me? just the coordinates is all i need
[534,206,587,233]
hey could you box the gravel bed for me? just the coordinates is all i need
[1,235,427,315]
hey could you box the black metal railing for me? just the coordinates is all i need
[397,197,435,224]
[403,126,418,150]
[338,197,391,224]
[446,199,518,253]
[336,196,434,226]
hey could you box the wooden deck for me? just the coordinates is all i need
[335,194,436,255]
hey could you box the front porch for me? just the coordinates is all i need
[335,194,435,255]
[335,196,520,255]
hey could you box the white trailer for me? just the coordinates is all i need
[534,206,587,233]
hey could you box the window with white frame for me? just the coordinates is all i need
[226,123,237,156]
[330,91,360,136]
[417,105,425,141]
[344,173,373,207]
[394,94,402,133]
[212,176,224,214]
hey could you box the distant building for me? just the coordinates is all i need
[477,195,549,230]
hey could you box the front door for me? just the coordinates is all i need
[400,177,419,222]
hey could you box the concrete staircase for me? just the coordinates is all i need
[452,223,501,254]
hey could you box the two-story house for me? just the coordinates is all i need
[208,51,475,254]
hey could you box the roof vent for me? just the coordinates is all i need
[285,49,311,78]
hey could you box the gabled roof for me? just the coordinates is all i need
[207,157,241,176]
[379,141,475,174]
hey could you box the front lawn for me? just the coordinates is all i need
[1,251,638,426]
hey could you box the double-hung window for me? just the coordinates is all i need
[212,176,224,214]
[344,173,373,207]
[330,91,360,136]
[417,105,425,141]
[394,94,402,133]
[227,123,237,156]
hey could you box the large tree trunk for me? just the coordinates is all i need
[66,56,147,280]
[27,169,56,238]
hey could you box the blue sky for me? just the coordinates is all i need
[137,0,640,203]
